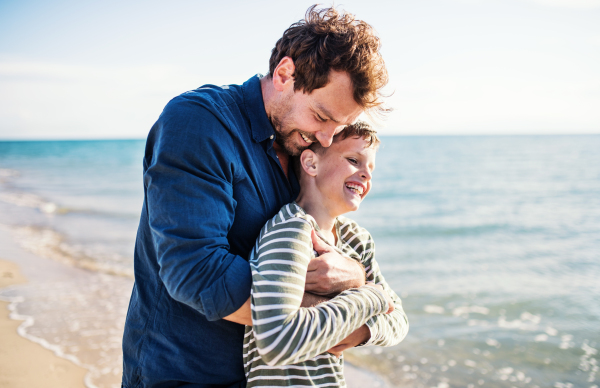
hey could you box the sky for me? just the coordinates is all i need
[0,0,599,139]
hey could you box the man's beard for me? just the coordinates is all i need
[269,103,315,157]
[274,128,305,157]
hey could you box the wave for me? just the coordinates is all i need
[11,225,134,279]
[0,189,138,219]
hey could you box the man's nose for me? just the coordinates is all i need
[315,123,343,148]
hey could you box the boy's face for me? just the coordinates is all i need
[314,136,376,216]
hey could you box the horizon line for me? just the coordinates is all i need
[1,132,599,142]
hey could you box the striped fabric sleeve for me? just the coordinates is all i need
[249,216,389,367]
[346,228,409,347]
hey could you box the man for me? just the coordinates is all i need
[122,5,390,388]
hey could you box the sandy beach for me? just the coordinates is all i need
[0,257,87,387]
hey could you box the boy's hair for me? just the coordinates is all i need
[269,5,389,116]
[311,121,380,154]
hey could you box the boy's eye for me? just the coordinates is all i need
[347,158,358,165]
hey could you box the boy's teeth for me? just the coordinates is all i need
[345,183,363,195]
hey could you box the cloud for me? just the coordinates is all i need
[0,60,246,139]
[527,0,600,9]
[384,50,600,135]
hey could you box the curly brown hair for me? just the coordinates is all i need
[269,5,389,116]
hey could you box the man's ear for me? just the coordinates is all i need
[300,149,318,177]
[272,57,295,92]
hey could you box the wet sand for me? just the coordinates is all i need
[0,258,87,388]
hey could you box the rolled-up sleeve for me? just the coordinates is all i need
[144,95,251,321]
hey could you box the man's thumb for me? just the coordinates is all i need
[310,228,330,255]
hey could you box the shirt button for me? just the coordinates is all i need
[270,135,274,139]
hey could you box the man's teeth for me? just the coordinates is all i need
[300,133,312,144]
[346,183,364,195]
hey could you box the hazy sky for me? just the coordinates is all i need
[0,0,599,139]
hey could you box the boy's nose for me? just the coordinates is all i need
[361,168,372,180]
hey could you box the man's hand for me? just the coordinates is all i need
[223,297,252,326]
[305,229,366,296]
[327,324,371,357]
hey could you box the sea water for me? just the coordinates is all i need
[0,136,598,388]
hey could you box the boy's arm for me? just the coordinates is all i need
[250,217,390,367]
[351,232,409,347]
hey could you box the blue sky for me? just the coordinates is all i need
[0,0,599,139]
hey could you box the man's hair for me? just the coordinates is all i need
[269,5,389,116]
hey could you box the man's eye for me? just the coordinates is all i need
[316,114,327,122]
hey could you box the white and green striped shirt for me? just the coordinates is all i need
[243,202,409,387]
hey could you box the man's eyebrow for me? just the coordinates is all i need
[315,103,340,123]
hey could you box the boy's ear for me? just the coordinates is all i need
[300,149,318,177]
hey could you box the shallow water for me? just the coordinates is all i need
[0,136,599,387]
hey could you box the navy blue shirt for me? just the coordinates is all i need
[122,75,300,388]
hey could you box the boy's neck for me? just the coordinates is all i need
[296,190,337,244]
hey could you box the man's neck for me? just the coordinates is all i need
[272,141,290,180]
[261,76,291,180]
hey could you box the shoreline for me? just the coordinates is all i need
[0,225,391,388]
[0,257,88,387]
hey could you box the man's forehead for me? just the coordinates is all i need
[307,72,363,125]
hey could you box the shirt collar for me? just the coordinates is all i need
[242,74,276,143]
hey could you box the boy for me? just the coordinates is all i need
[243,122,409,387]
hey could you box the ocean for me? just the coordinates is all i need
[0,136,598,388]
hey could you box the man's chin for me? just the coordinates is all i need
[279,140,307,157]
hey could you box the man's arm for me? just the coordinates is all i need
[146,98,251,321]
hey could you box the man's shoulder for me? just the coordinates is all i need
[164,82,243,120]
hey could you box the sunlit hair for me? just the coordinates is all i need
[269,5,390,117]
[311,121,380,154]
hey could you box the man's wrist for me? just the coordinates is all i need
[351,258,367,287]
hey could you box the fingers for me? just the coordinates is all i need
[386,301,395,314]
[310,229,331,255]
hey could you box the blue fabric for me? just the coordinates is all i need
[122,75,300,388]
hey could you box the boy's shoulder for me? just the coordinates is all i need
[336,215,372,241]
[261,202,317,233]
[336,215,375,260]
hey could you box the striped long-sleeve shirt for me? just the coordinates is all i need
[243,202,409,387]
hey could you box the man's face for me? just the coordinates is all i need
[270,70,363,156]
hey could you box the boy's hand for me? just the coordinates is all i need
[305,229,366,296]
[364,283,395,314]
